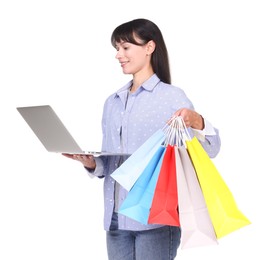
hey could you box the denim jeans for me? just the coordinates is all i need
[106,213,181,260]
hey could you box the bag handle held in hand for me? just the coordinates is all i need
[163,116,191,147]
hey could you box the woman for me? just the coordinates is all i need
[63,18,221,260]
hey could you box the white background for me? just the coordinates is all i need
[1,0,274,259]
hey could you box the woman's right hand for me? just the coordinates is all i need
[62,153,96,170]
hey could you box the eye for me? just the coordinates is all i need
[121,42,131,50]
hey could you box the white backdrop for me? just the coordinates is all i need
[1,0,274,259]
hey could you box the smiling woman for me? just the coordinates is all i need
[2,1,274,260]
[62,18,221,260]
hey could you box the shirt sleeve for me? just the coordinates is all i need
[191,118,217,142]
[85,157,104,179]
[191,118,221,158]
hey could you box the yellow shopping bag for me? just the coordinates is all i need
[186,136,251,238]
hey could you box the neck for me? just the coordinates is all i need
[131,70,154,92]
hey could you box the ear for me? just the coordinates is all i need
[146,40,156,55]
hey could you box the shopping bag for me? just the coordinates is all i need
[148,144,180,226]
[175,146,218,248]
[111,129,165,191]
[118,145,166,224]
[186,136,251,238]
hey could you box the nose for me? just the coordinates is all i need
[115,49,123,59]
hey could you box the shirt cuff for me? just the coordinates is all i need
[191,118,216,142]
[85,157,104,178]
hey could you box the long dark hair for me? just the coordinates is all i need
[111,18,171,84]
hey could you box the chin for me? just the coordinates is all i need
[122,69,132,75]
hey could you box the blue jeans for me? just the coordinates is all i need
[106,213,181,260]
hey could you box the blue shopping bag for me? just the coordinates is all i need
[118,145,166,224]
[111,129,165,191]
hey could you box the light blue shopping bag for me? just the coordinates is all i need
[111,129,165,191]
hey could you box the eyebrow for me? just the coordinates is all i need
[115,41,128,48]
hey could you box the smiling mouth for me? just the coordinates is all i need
[120,61,128,67]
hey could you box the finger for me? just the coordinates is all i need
[62,153,74,159]
[74,154,91,162]
[72,154,82,161]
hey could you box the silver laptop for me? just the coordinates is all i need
[16,105,119,156]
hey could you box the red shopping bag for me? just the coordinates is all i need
[148,144,180,226]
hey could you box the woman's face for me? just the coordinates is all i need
[114,38,152,76]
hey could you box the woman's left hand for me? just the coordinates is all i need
[172,108,204,130]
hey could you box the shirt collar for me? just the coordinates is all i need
[115,74,161,98]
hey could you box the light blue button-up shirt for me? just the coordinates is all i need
[88,74,221,231]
